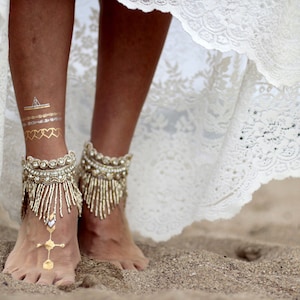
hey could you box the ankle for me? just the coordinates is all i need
[22,151,82,222]
[78,141,132,220]
[25,140,68,160]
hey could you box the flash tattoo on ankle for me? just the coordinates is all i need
[22,116,62,128]
[22,112,61,122]
[24,127,63,140]
[24,97,50,111]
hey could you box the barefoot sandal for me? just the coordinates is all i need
[22,152,82,270]
[78,142,132,219]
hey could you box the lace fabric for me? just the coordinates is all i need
[1,1,300,241]
[117,0,300,88]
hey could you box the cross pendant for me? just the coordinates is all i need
[36,214,65,270]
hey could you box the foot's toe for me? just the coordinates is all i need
[134,258,149,271]
[11,269,26,281]
[121,260,137,270]
[109,260,123,269]
[120,257,149,270]
[23,270,40,283]
[37,271,56,285]
[55,272,75,286]
[3,260,19,274]
[2,266,14,274]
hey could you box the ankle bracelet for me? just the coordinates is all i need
[79,142,132,220]
[21,151,82,270]
[22,151,82,223]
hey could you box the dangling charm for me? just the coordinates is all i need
[78,142,132,219]
[36,213,65,270]
[22,151,82,270]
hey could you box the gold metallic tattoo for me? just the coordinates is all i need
[24,97,50,111]
[22,116,62,128]
[24,128,62,140]
[22,112,61,122]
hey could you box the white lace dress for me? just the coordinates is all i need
[1,0,300,241]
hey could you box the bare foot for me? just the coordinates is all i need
[78,201,149,271]
[3,206,80,285]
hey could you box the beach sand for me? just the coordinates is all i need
[1,178,300,300]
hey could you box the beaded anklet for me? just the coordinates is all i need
[22,151,82,270]
[78,142,132,220]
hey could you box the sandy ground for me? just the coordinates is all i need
[1,178,300,300]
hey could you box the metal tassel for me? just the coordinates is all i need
[78,142,132,220]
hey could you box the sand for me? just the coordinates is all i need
[1,178,300,300]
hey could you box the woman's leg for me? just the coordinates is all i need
[78,0,172,270]
[3,0,80,285]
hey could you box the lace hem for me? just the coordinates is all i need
[117,0,300,88]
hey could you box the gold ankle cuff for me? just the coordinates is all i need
[78,142,132,220]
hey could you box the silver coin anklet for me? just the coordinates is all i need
[21,151,82,270]
[78,142,132,220]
